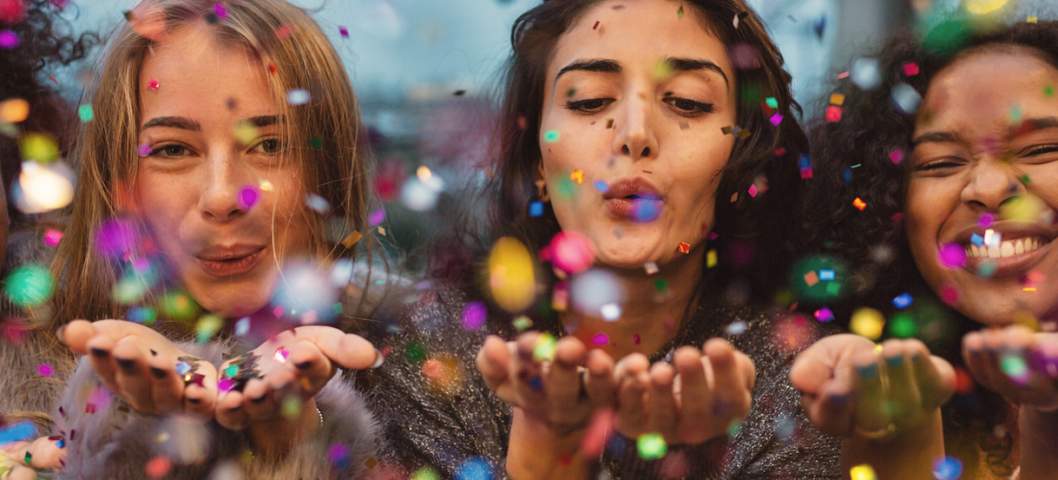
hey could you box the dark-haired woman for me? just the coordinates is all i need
[793,17,1058,480]
[362,1,843,478]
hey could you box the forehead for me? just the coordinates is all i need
[548,1,731,76]
[139,24,273,114]
[916,47,1058,134]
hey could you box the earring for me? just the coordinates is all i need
[529,178,549,218]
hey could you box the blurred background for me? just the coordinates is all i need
[18,0,1058,268]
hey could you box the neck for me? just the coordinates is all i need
[561,247,705,359]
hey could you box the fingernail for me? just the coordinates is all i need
[295,360,312,370]
[90,348,109,359]
[885,355,904,367]
[116,357,138,372]
[250,394,266,403]
[149,367,168,379]
[187,397,201,405]
[856,363,880,378]
[56,325,66,342]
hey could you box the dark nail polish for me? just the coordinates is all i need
[116,357,138,372]
[149,367,168,379]
[90,348,109,359]
[295,360,312,370]
[187,397,201,405]
[856,363,880,378]
[885,355,904,367]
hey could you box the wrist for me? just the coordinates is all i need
[507,407,591,480]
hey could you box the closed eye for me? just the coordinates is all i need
[1019,144,1058,157]
[662,96,714,117]
[915,158,965,172]
[565,98,614,114]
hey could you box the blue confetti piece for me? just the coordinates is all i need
[932,456,962,480]
[0,421,35,445]
[971,233,984,246]
[455,457,493,480]
[892,292,913,309]
[819,269,835,281]
[528,200,544,218]
[593,180,609,192]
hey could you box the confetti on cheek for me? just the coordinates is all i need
[147,79,160,91]
[543,130,560,143]
[0,98,29,123]
[569,169,584,184]
[850,308,885,340]
[849,464,877,480]
[37,363,54,377]
[138,143,152,157]
[938,243,967,269]
[274,346,290,363]
[0,29,19,49]
[237,185,259,209]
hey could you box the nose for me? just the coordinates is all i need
[960,157,1024,211]
[198,150,250,223]
[611,91,659,160]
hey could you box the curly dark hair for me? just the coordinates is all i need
[800,18,1058,478]
[0,0,98,224]
[430,0,810,327]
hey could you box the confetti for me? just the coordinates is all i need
[570,269,621,317]
[454,457,492,480]
[42,228,63,247]
[726,320,748,335]
[369,208,385,226]
[20,132,59,163]
[891,292,913,309]
[570,169,584,184]
[0,98,29,123]
[637,433,667,460]
[891,83,922,114]
[338,25,349,38]
[902,62,920,77]
[233,120,258,145]
[888,312,916,338]
[999,193,1046,222]
[706,249,718,268]
[850,57,881,90]
[677,241,691,254]
[938,243,967,269]
[274,346,290,363]
[850,308,885,340]
[306,193,331,214]
[512,315,533,331]
[145,455,172,478]
[4,264,54,307]
[769,113,783,126]
[528,201,544,217]
[644,262,659,275]
[147,79,160,90]
[280,394,302,419]
[159,291,200,321]
[543,130,560,143]
[965,0,1009,15]
[765,96,779,109]
[600,302,621,321]
[328,443,351,469]
[825,105,842,123]
[411,467,441,480]
[747,184,759,198]
[814,307,834,323]
[1000,353,1028,383]
[0,29,18,49]
[37,363,54,377]
[591,332,609,346]
[932,456,963,480]
[287,88,311,105]
[541,231,594,274]
[237,186,259,209]
[77,104,94,122]
[15,161,75,213]
[852,197,867,211]
[461,301,487,331]
[195,314,223,343]
[0,421,35,445]
[487,237,536,313]
[849,464,877,480]
[888,148,904,165]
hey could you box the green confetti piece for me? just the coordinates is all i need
[280,394,302,420]
[543,130,560,143]
[158,291,200,321]
[223,363,239,378]
[195,314,223,343]
[636,432,667,460]
[1045,85,1055,97]
[3,264,54,307]
[309,136,323,150]
[887,312,917,338]
[411,468,441,480]
[512,315,533,332]
[676,5,684,18]
[532,333,557,362]
[653,279,669,293]
[405,342,426,364]
[1000,354,1027,380]
[765,97,779,109]
[78,104,94,122]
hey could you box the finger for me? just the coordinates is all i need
[26,435,66,470]
[907,340,955,408]
[215,391,249,430]
[9,465,37,480]
[243,378,276,421]
[477,336,512,392]
[790,334,870,395]
[673,347,710,422]
[84,334,120,393]
[615,354,649,436]
[706,339,751,421]
[60,319,97,354]
[512,333,546,408]
[851,349,888,433]
[65,319,172,355]
[293,326,377,370]
[146,351,185,414]
[812,362,856,436]
[545,337,587,427]
[963,332,993,389]
[112,335,154,413]
[646,362,677,438]
[289,340,334,397]
[183,362,217,417]
[880,341,920,429]
[584,349,616,408]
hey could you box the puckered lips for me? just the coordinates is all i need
[951,221,1057,278]
[603,177,664,221]
[195,244,266,278]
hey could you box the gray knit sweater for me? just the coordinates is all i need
[361,285,842,479]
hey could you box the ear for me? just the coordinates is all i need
[113,180,141,216]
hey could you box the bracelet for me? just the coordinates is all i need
[316,406,324,427]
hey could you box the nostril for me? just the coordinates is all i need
[641,147,651,157]
[621,145,631,155]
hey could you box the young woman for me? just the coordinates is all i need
[2,1,387,478]
[793,18,1058,480]
[362,1,842,478]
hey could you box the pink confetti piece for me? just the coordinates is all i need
[218,377,235,392]
[888,148,905,165]
[902,62,920,77]
[338,26,349,38]
[368,208,385,226]
[938,243,967,269]
[747,184,759,198]
[147,79,160,91]
[138,144,152,157]
[0,30,18,49]
[591,332,609,346]
[42,228,63,247]
[238,186,259,209]
[212,2,227,19]
[978,213,995,228]
[769,113,783,126]
[37,363,54,377]
[461,302,486,331]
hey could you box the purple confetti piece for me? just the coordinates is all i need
[938,243,967,269]
[238,186,259,209]
[0,30,19,49]
[461,301,486,331]
[213,3,228,18]
[368,208,385,226]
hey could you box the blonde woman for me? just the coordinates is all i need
[1,1,388,478]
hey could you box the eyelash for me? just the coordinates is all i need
[146,138,283,158]
[563,97,715,116]
[1022,144,1058,157]
[916,159,964,171]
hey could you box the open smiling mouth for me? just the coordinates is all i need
[959,228,1054,277]
[196,245,266,278]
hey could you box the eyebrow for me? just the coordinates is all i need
[910,131,962,148]
[140,115,282,131]
[554,57,730,91]
[1011,116,1058,136]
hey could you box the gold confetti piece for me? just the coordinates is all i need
[259,180,274,192]
[233,120,258,146]
[829,93,846,106]
[0,98,30,123]
[570,169,584,184]
[341,230,362,249]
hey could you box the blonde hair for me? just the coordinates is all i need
[50,0,372,330]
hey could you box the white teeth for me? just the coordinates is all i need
[964,236,1046,259]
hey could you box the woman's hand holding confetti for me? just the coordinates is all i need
[791,334,954,439]
[611,338,755,446]
[213,326,378,458]
[476,332,617,479]
[962,326,1058,412]
[61,319,220,417]
[0,435,66,479]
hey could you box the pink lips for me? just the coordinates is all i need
[195,244,266,278]
[603,177,664,222]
